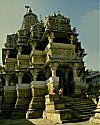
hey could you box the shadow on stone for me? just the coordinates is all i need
[0,119,35,125]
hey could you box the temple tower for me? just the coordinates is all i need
[1,8,96,122]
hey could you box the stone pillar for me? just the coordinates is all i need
[6,50,9,58]
[72,64,81,95]
[48,32,54,43]
[26,81,47,119]
[49,63,58,77]
[64,69,69,95]
[5,75,10,86]
[30,69,38,81]
[33,73,38,81]
[31,42,37,50]
[18,46,22,55]
[17,72,23,84]
[45,68,50,80]
[64,69,69,85]
[11,84,31,119]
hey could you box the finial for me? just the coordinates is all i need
[54,12,56,16]
[40,14,42,22]
[25,6,30,13]
[58,11,60,14]
[29,8,32,13]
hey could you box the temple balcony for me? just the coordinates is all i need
[5,58,16,71]
[44,42,77,63]
[17,54,30,69]
[30,50,45,68]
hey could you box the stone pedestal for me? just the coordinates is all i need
[43,94,72,123]
[90,96,100,124]
[46,77,59,95]
[0,86,16,118]
[11,84,31,119]
[26,81,47,119]
[73,65,81,95]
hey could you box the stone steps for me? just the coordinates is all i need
[26,109,43,119]
[44,95,96,123]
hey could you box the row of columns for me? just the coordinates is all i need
[4,63,81,94]
[5,72,23,86]
[4,62,58,86]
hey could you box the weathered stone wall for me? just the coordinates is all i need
[11,84,31,119]
[0,86,16,118]
[26,81,48,119]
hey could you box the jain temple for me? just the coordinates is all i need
[0,8,98,123]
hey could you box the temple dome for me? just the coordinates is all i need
[21,9,39,30]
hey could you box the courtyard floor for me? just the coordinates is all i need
[0,118,99,125]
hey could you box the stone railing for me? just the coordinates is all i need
[17,54,30,69]
[31,50,45,68]
[44,42,76,62]
[5,58,16,71]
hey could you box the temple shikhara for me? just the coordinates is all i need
[0,8,97,123]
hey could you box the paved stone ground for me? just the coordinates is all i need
[0,118,99,125]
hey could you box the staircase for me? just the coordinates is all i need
[64,97,96,122]
[43,94,97,123]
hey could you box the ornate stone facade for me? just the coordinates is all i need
[1,8,90,120]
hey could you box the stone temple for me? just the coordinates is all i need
[0,8,97,123]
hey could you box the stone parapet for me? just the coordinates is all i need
[26,81,47,119]
[11,84,31,119]
[46,77,59,94]
[43,109,71,123]
[43,94,72,123]
[0,86,16,119]
[16,84,31,98]
[31,81,47,97]
[45,94,59,103]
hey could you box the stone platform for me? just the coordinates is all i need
[43,94,96,123]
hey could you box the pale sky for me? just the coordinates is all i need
[0,0,100,71]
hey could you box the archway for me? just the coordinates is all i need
[9,75,18,86]
[57,68,74,96]
[22,72,32,84]
[66,69,74,96]
[57,70,65,89]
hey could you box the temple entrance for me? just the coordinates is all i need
[57,69,74,96]
[66,70,74,96]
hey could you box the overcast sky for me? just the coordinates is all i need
[0,0,99,71]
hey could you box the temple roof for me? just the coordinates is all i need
[21,9,39,30]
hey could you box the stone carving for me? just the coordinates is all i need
[0,8,88,122]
